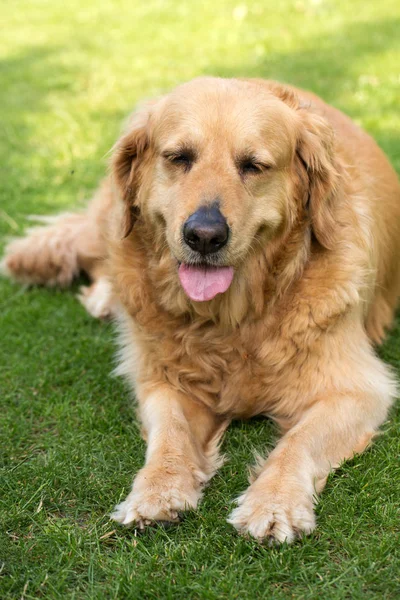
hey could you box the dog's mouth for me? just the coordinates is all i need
[178,263,234,302]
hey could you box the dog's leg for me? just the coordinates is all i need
[1,212,95,287]
[1,179,112,290]
[112,385,228,527]
[228,365,395,543]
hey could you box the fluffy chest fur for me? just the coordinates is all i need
[112,229,362,423]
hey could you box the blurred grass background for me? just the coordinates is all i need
[1,0,399,598]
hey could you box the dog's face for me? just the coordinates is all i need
[114,78,338,302]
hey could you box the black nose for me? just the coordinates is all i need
[183,204,229,255]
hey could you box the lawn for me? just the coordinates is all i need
[1,0,400,598]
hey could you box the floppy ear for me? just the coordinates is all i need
[112,102,155,237]
[296,108,342,249]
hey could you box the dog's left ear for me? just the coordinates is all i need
[112,101,156,237]
[296,107,342,249]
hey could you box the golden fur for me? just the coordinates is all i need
[3,77,400,543]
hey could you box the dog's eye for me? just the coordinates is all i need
[163,150,194,171]
[238,158,270,176]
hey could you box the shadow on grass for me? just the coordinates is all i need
[205,16,400,106]
[0,45,127,236]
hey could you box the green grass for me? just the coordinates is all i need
[1,0,400,598]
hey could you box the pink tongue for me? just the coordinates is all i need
[178,264,234,302]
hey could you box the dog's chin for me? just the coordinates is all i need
[177,261,235,302]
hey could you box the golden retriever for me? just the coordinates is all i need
[3,77,400,543]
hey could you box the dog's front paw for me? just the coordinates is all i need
[111,464,203,529]
[228,481,316,544]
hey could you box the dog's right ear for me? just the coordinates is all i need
[112,101,156,237]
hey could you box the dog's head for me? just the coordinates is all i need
[113,77,341,303]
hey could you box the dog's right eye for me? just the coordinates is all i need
[162,150,194,171]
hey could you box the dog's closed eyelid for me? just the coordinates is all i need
[237,156,273,175]
[161,149,197,173]
[162,146,197,160]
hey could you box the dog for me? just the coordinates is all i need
[3,77,400,543]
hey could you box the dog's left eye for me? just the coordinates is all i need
[238,158,270,176]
